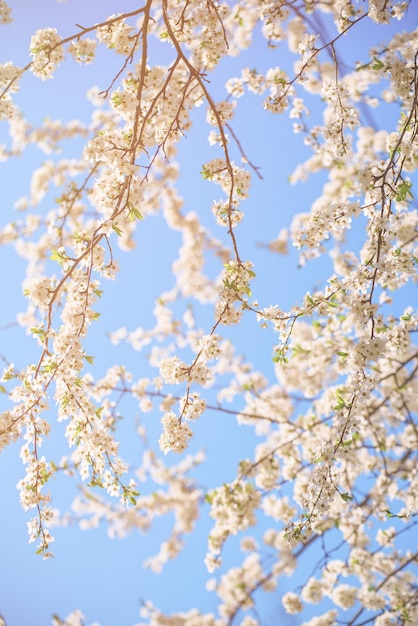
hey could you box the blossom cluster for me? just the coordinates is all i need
[0,2,417,625]
[30,28,64,79]
[0,0,11,24]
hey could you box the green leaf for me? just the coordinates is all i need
[127,205,143,221]
[50,248,66,263]
[84,355,95,365]
[371,56,384,70]
[334,394,346,410]
[273,353,288,364]
[340,492,353,502]
[395,181,413,202]
[205,493,214,505]
[112,224,123,236]
[41,361,57,373]
[111,93,123,107]
[293,343,311,356]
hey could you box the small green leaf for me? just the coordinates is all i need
[293,343,311,356]
[371,56,384,70]
[334,394,346,410]
[395,181,413,202]
[41,361,57,373]
[50,248,66,263]
[127,205,143,221]
[112,224,123,236]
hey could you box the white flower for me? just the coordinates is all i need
[282,591,303,613]
[331,584,357,609]
[30,28,64,79]
[0,0,12,24]
[159,356,188,384]
[159,411,192,454]
[68,38,96,64]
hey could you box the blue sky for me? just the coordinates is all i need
[0,2,417,625]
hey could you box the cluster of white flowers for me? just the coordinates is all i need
[331,584,357,609]
[301,610,338,626]
[206,100,236,126]
[206,480,261,563]
[23,275,55,309]
[0,61,21,119]
[368,0,391,23]
[0,62,20,92]
[159,356,189,385]
[96,15,134,54]
[203,159,251,199]
[179,392,206,421]
[253,448,280,490]
[349,335,387,368]
[216,553,276,618]
[68,38,97,64]
[0,0,11,24]
[137,602,219,626]
[171,1,231,68]
[225,65,290,115]
[159,411,192,454]
[198,334,221,361]
[215,260,255,326]
[52,609,93,626]
[30,28,64,79]
[282,591,303,614]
